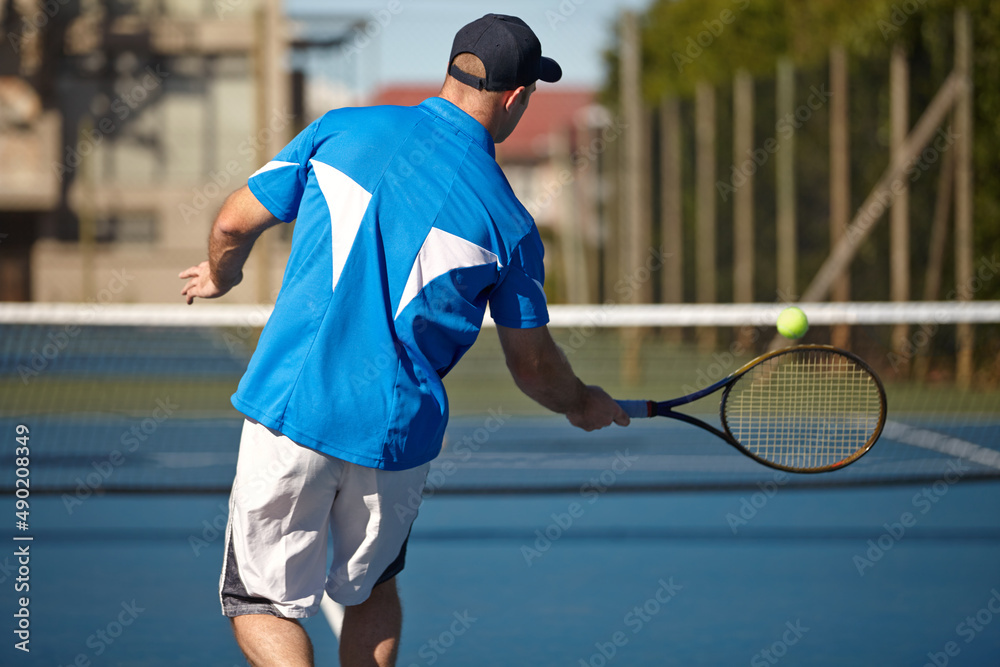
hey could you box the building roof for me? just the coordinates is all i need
[370,84,596,162]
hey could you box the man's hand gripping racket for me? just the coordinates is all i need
[618,345,887,473]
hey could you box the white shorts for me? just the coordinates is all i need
[220,419,430,618]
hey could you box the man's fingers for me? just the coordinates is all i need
[180,261,210,280]
[180,270,226,305]
[563,387,631,432]
[610,398,631,426]
[183,282,203,305]
[181,278,203,303]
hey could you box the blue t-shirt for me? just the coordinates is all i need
[232,97,549,470]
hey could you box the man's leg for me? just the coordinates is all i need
[231,614,314,667]
[222,420,344,666]
[339,578,402,667]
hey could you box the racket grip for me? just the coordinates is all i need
[616,400,654,419]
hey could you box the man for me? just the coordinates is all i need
[180,14,628,667]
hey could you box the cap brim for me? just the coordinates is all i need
[539,56,562,83]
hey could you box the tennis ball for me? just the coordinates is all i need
[777,306,809,339]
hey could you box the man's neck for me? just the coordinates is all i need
[438,85,502,142]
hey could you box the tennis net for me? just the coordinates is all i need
[1,302,998,494]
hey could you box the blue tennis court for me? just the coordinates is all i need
[2,320,999,665]
[4,412,1000,666]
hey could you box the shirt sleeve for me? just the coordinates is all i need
[489,228,550,329]
[247,118,320,223]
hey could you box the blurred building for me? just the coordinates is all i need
[1,0,296,304]
[1,0,606,304]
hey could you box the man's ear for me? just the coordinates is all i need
[504,85,527,112]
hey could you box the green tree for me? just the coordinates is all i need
[602,0,999,376]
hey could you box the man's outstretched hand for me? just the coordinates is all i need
[179,261,237,305]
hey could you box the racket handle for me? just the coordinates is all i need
[617,400,655,419]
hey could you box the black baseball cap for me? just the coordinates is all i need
[449,14,562,92]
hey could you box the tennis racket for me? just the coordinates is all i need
[617,345,887,473]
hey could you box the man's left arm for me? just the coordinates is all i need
[180,185,281,304]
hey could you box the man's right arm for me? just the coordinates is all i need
[496,324,629,431]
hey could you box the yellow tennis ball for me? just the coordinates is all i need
[777,307,809,339]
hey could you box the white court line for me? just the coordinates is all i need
[320,593,344,643]
[883,420,1000,471]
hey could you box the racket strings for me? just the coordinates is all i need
[724,349,883,471]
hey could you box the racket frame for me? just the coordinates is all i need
[623,345,887,474]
